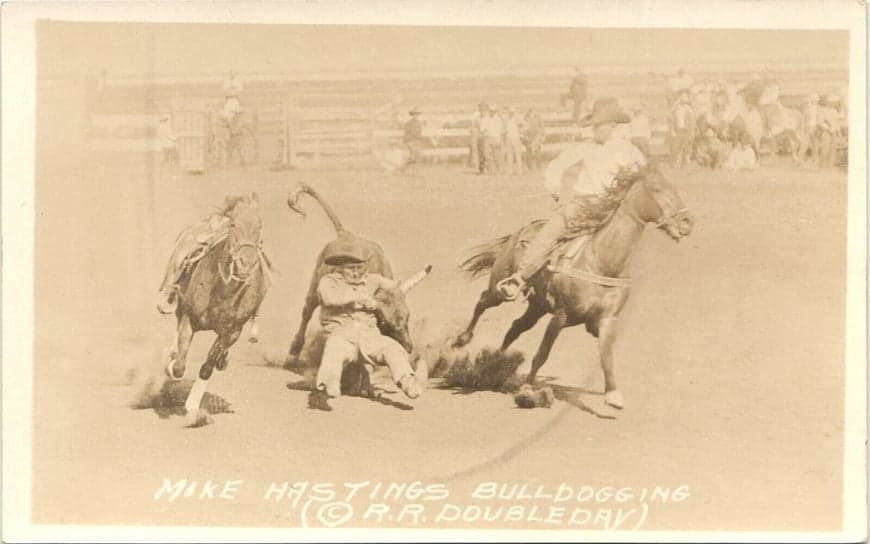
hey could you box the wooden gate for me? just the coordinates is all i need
[172,107,210,174]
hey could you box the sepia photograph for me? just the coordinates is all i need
[2,1,866,542]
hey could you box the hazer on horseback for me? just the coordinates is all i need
[495,98,647,302]
[455,97,694,409]
[158,193,272,415]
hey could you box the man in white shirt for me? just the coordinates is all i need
[503,107,525,175]
[479,106,504,174]
[496,98,646,301]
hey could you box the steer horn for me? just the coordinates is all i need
[400,265,433,293]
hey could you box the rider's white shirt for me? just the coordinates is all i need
[544,137,647,197]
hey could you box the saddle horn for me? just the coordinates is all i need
[399,265,433,293]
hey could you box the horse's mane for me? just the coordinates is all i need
[216,195,251,216]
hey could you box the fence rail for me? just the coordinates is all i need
[84,66,849,166]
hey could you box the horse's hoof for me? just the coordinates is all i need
[605,391,625,409]
[185,409,211,428]
[453,333,471,348]
[165,359,184,381]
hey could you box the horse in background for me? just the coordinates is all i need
[455,168,693,409]
[165,193,271,415]
[210,109,258,168]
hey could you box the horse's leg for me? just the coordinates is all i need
[166,314,193,380]
[247,310,260,343]
[184,328,241,413]
[500,297,549,351]
[287,293,319,361]
[526,310,567,384]
[454,288,501,348]
[597,316,624,409]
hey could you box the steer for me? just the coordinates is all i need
[286,183,430,369]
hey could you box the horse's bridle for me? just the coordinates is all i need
[620,184,690,234]
[219,240,262,285]
[655,207,691,231]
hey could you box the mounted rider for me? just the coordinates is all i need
[496,98,647,301]
[220,71,244,122]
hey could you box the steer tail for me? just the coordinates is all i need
[459,233,514,279]
[287,182,346,235]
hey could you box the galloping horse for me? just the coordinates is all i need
[165,193,271,414]
[455,169,693,409]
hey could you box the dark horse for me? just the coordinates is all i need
[165,193,270,414]
[455,169,694,409]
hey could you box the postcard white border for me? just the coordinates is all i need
[2,1,866,542]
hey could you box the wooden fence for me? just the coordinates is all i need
[84,65,849,167]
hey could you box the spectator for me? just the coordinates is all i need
[470,102,487,173]
[796,94,821,167]
[498,107,512,173]
[815,97,841,168]
[221,71,244,119]
[670,91,694,168]
[523,107,545,171]
[479,105,504,174]
[157,114,178,166]
[503,107,525,175]
[695,128,726,170]
[667,68,694,107]
[724,133,758,171]
[561,66,588,123]
[401,108,425,175]
[629,107,652,158]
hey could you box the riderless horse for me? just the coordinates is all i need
[455,168,693,409]
[164,193,271,415]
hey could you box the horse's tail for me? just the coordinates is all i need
[287,182,345,235]
[459,233,514,279]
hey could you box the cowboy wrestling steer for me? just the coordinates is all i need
[285,182,431,395]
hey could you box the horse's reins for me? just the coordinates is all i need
[218,240,262,285]
[549,198,688,289]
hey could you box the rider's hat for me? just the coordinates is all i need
[579,98,631,127]
[323,237,372,266]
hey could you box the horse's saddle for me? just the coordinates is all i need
[514,220,592,270]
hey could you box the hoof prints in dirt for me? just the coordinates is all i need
[132,379,234,419]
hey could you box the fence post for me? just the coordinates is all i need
[280,95,297,169]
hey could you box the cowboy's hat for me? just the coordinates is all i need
[323,237,372,266]
[579,98,631,127]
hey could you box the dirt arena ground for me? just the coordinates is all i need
[31,143,846,531]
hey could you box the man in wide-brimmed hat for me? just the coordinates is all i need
[313,238,423,400]
[469,102,489,172]
[562,66,589,123]
[497,98,646,301]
